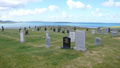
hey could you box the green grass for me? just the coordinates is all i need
[0,27,120,68]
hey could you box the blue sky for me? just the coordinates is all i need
[0,0,120,23]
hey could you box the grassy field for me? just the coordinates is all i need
[0,27,120,68]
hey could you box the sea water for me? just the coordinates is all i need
[0,22,120,29]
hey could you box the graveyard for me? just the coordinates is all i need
[0,27,120,68]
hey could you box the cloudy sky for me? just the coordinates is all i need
[0,0,120,23]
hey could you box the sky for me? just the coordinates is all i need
[0,0,120,23]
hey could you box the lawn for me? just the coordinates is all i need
[0,27,120,68]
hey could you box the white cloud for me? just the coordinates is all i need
[67,0,92,9]
[0,0,40,10]
[1,8,47,18]
[48,5,59,11]
[62,11,72,18]
[91,8,103,17]
[102,0,120,7]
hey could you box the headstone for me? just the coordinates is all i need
[45,27,47,31]
[86,28,89,31]
[98,28,102,34]
[25,29,29,35]
[112,30,118,37]
[106,28,111,33]
[67,30,69,33]
[69,32,75,42]
[74,30,86,51]
[19,28,21,32]
[74,27,76,30]
[53,28,56,32]
[46,31,51,48]
[95,37,102,46]
[37,27,40,31]
[91,30,96,35]
[1,26,4,31]
[20,30,25,43]
[61,37,71,49]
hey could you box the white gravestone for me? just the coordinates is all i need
[91,30,96,35]
[74,30,86,51]
[112,30,118,37]
[95,37,102,46]
[46,31,51,48]
[69,32,75,42]
[20,30,25,43]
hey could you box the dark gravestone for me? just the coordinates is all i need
[19,28,21,32]
[67,30,69,33]
[107,28,110,32]
[1,26,4,31]
[58,28,61,32]
[35,26,37,29]
[45,27,47,31]
[29,26,31,28]
[86,28,89,31]
[74,27,76,30]
[53,28,56,32]
[62,30,65,33]
[25,29,29,35]
[37,27,40,31]
[61,37,71,49]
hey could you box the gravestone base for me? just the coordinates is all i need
[74,47,86,51]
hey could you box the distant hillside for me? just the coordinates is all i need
[0,20,16,23]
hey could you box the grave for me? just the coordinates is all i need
[74,30,86,51]
[95,37,102,46]
[20,30,25,43]
[112,30,118,37]
[91,30,96,35]
[45,31,51,48]
[69,32,75,42]
[1,26,4,31]
[61,37,71,49]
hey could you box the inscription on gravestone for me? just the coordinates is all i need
[61,37,71,49]
[74,30,86,51]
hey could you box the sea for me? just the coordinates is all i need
[0,22,120,29]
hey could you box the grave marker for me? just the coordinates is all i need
[69,32,75,42]
[46,31,51,48]
[74,30,86,51]
[95,37,102,46]
[61,37,71,49]
[20,30,25,43]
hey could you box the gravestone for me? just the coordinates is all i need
[74,30,86,51]
[25,29,29,35]
[74,27,76,30]
[98,28,102,34]
[62,30,65,33]
[19,28,21,32]
[20,30,25,43]
[1,26,4,31]
[61,37,71,49]
[112,30,118,37]
[95,37,102,46]
[69,32,75,42]
[45,31,51,48]
[67,30,69,33]
[37,27,40,31]
[53,28,56,32]
[91,30,96,35]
